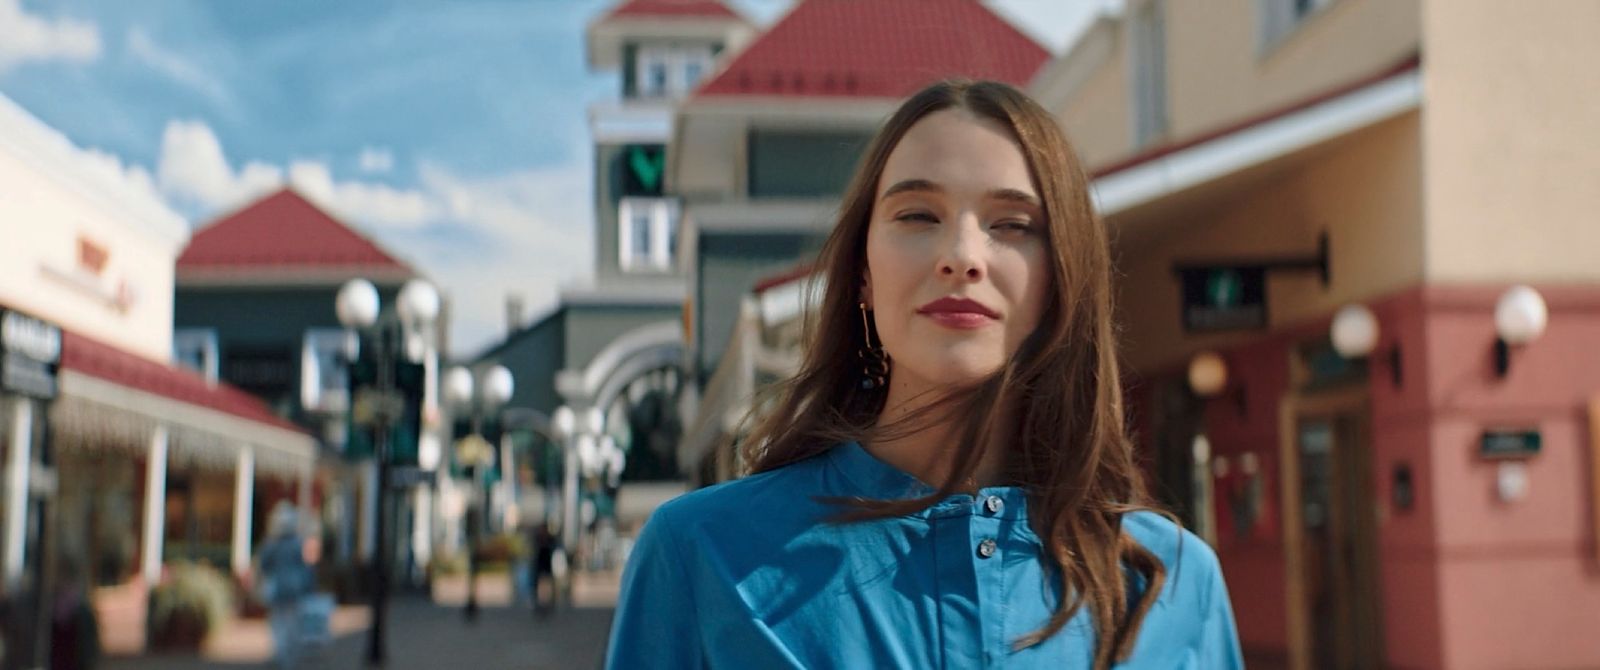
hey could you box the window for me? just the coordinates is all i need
[618,197,680,272]
[301,329,355,413]
[1130,0,1168,148]
[172,329,219,382]
[1259,0,1335,52]
[746,129,873,198]
[633,45,716,98]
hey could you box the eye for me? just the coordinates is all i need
[991,219,1035,234]
[894,211,939,224]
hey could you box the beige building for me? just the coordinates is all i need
[0,94,315,658]
[1035,0,1600,668]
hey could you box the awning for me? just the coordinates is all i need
[50,330,315,478]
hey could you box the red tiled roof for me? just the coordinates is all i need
[604,0,738,20]
[177,189,412,272]
[696,0,1049,99]
[752,263,814,294]
[60,329,306,435]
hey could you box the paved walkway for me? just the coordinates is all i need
[106,571,621,670]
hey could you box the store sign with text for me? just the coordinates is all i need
[0,310,62,399]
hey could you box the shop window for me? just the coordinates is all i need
[301,329,354,413]
[618,197,679,272]
[1130,0,1168,148]
[632,44,716,98]
[1259,0,1336,53]
[173,329,219,382]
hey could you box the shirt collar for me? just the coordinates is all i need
[825,441,1030,520]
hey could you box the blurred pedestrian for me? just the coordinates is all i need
[528,518,559,616]
[49,557,100,670]
[606,80,1244,669]
[255,503,315,668]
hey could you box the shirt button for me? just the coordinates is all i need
[984,495,1004,515]
[977,538,998,559]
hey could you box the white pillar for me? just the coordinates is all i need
[141,426,170,585]
[4,400,34,587]
[499,433,516,530]
[411,487,431,577]
[231,448,255,576]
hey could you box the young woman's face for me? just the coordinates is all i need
[864,108,1050,391]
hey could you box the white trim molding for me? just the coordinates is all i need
[1092,68,1421,217]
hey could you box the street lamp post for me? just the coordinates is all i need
[337,277,439,668]
[444,364,513,622]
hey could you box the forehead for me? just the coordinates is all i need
[878,109,1036,199]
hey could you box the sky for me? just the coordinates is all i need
[0,0,1103,358]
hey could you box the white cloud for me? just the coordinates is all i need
[0,0,101,72]
[289,160,436,229]
[358,146,394,173]
[156,119,284,210]
[126,27,229,104]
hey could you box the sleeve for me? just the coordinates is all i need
[1198,554,1245,669]
[604,507,704,670]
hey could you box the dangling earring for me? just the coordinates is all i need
[858,302,889,390]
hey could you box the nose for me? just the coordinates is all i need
[937,217,984,282]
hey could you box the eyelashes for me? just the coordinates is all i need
[892,211,1037,235]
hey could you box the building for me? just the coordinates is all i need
[0,94,316,659]
[470,0,755,546]
[1033,0,1600,667]
[174,188,445,587]
[671,0,1051,476]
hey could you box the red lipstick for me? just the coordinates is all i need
[916,296,999,330]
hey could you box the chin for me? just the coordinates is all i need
[903,357,1004,389]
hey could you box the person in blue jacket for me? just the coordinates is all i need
[607,79,1244,669]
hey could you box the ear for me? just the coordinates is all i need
[859,270,874,309]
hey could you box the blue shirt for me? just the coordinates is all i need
[606,442,1243,669]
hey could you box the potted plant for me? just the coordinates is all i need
[146,562,235,651]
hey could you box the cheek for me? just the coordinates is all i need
[1005,246,1051,332]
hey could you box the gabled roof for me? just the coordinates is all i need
[695,0,1049,99]
[602,0,739,21]
[177,188,413,279]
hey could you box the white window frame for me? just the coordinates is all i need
[1129,0,1169,149]
[635,45,716,98]
[1258,0,1337,55]
[617,197,680,272]
[301,328,355,413]
[172,328,219,383]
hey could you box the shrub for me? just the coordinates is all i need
[147,562,236,650]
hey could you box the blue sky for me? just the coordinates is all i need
[0,0,1099,357]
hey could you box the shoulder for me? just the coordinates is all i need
[1122,510,1223,594]
[649,454,833,528]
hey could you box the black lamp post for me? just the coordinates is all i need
[337,277,439,667]
[444,364,513,621]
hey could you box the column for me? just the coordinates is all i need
[141,426,169,585]
[3,399,33,587]
[231,448,255,576]
[411,487,431,579]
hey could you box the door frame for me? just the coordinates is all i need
[1278,384,1369,670]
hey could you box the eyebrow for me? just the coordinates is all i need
[879,179,1041,208]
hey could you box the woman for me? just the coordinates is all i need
[606,80,1242,669]
[255,503,315,669]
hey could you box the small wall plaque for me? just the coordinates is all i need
[1480,429,1542,459]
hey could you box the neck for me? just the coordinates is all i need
[866,370,1001,491]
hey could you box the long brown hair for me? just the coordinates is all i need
[740,80,1167,668]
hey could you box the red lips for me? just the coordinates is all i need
[916,296,998,330]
